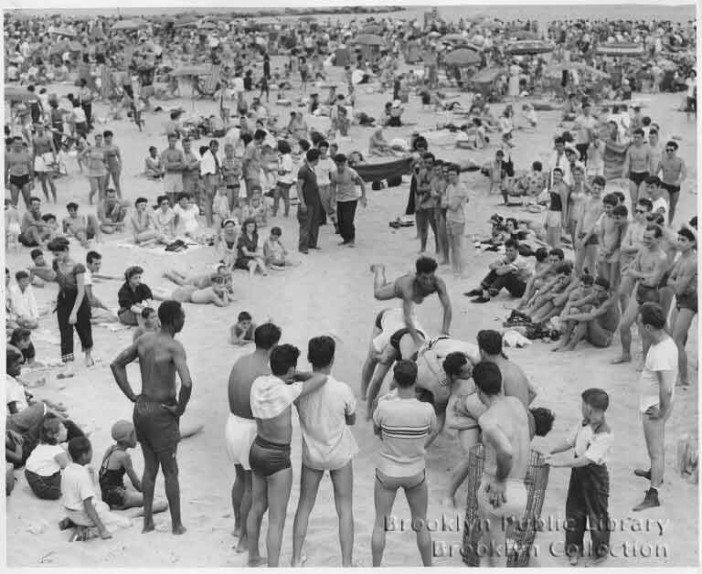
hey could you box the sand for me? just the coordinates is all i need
[4,55,698,568]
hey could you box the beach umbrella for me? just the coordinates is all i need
[171,64,212,77]
[595,43,645,57]
[505,40,554,55]
[469,67,506,84]
[362,24,382,35]
[4,85,35,102]
[353,33,385,47]
[444,48,481,66]
[112,19,147,31]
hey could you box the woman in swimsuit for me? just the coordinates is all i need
[32,124,57,204]
[80,133,108,205]
[235,218,268,278]
[217,219,240,270]
[5,137,34,208]
[152,281,231,307]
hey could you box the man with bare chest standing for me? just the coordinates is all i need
[110,301,193,535]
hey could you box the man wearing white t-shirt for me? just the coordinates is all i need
[292,336,358,567]
[632,303,677,511]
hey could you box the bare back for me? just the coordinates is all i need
[480,397,530,481]
[228,353,270,419]
[137,332,181,403]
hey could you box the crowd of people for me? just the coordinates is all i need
[4,7,698,570]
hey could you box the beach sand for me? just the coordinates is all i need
[5,59,698,567]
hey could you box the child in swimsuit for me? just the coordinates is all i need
[230,311,256,346]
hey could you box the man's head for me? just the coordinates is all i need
[66,202,79,216]
[581,388,609,421]
[334,153,347,172]
[664,140,678,156]
[632,128,644,145]
[446,163,460,183]
[602,193,617,215]
[237,311,252,333]
[306,148,320,166]
[531,407,556,437]
[645,175,662,198]
[548,248,565,264]
[68,436,93,466]
[104,188,117,202]
[477,329,503,358]
[29,196,42,213]
[414,256,438,290]
[308,335,335,370]
[135,197,148,211]
[612,204,628,225]
[30,248,45,265]
[269,344,300,381]
[552,167,563,184]
[677,227,696,251]
[473,361,503,405]
[167,133,178,147]
[591,175,605,196]
[393,360,418,389]
[642,224,662,249]
[554,137,565,153]
[6,346,23,378]
[254,322,282,351]
[504,238,519,261]
[443,352,472,380]
[158,300,185,334]
[254,129,267,143]
[635,198,653,220]
[15,270,30,290]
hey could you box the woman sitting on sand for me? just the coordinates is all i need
[153,195,176,240]
[130,197,168,246]
[368,128,395,157]
[287,111,309,141]
[173,193,203,240]
[117,266,154,327]
[235,217,268,277]
[151,278,232,307]
[216,218,241,270]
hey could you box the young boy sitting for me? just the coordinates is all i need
[230,311,256,346]
[99,420,168,514]
[263,226,299,269]
[60,436,132,541]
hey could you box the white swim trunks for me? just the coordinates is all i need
[224,414,258,471]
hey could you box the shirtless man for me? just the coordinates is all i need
[62,202,101,248]
[371,256,451,346]
[466,361,531,567]
[162,265,229,290]
[97,188,128,234]
[619,198,652,312]
[574,175,605,276]
[110,301,192,535]
[667,227,697,387]
[623,128,652,206]
[131,197,166,246]
[361,307,428,419]
[32,123,57,203]
[555,277,620,351]
[612,225,669,364]
[19,197,53,248]
[226,323,281,553]
[102,131,122,198]
[151,279,231,307]
[656,140,686,224]
[597,202,628,289]
[517,248,564,310]
[246,344,329,567]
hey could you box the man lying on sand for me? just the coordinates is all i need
[151,280,232,307]
[162,265,230,290]
[371,256,452,347]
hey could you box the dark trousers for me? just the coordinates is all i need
[481,269,527,297]
[337,200,358,243]
[416,208,438,253]
[297,201,321,252]
[575,143,589,164]
[56,293,93,362]
[565,464,610,558]
[82,102,93,130]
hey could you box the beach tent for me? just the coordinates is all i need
[334,47,351,67]
[595,43,645,57]
[505,40,554,55]
[444,48,481,67]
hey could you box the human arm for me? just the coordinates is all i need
[669,260,695,297]
[481,421,514,507]
[296,175,307,211]
[648,369,675,420]
[298,373,328,398]
[356,173,367,207]
[424,410,445,448]
[165,342,192,416]
[54,449,70,470]
[568,294,617,322]
[69,269,87,324]
[437,278,452,336]
[122,452,142,491]
[109,343,140,403]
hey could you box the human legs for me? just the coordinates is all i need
[443,428,480,507]
[330,461,354,567]
[371,476,398,566]
[436,209,449,264]
[246,471,269,566]
[337,200,357,244]
[297,205,312,252]
[416,209,430,252]
[670,307,695,386]
[447,221,465,276]
[292,465,324,566]
[139,441,160,533]
[405,475,432,566]
[611,297,639,363]
[366,354,396,419]
[265,467,294,566]
[361,333,382,400]
[371,264,396,300]
[642,409,672,489]
[88,176,100,205]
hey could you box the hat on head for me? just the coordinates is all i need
[111,420,134,443]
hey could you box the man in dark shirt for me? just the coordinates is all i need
[117,266,154,326]
[296,149,322,254]
[225,323,281,554]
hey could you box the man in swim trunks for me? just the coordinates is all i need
[162,266,229,290]
[97,188,128,234]
[623,128,651,206]
[468,362,531,567]
[362,307,427,420]
[555,277,620,351]
[19,197,53,248]
[110,301,192,535]
[62,202,101,248]
[370,256,452,346]
[656,140,686,225]
[32,123,57,204]
[246,344,329,567]
[667,227,697,387]
[226,323,281,553]
[612,225,668,365]
[151,280,231,307]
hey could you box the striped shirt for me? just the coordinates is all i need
[373,394,436,477]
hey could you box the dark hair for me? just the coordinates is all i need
[415,256,438,275]
[504,238,519,250]
[532,161,543,171]
[581,388,610,411]
[591,175,606,188]
[443,352,468,378]
[678,227,696,243]
[124,266,143,281]
[639,302,666,329]
[334,153,347,164]
[534,247,548,262]
[306,148,321,162]
[6,346,23,369]
[690,216,697,229]
[644,224,663,238]
[317,139,329,150]
[254,129,267,141]
[612,205,628,218]
[9,327,31,347]
[30,248,43,260]
[66,202,79,210]
[477,330,503,356]
[473,361,502,396]
[633,128,644,137]
[42,214,56,223]
[665,140,678,150]
[645,175,661,187]
[135,197,148,207]
[40,417,63,445]
[254,322,282,350]
[602,193,618,207]
[270,226,282,236]
[637,198,653,211]
[446,163,460,174]
[530,407,555,437]
[30,196,41,205]
[103,130,113,138]
[308,335,335,369]
[269,344,300,376]
[298,139,311,151]
[141,306,155,319]
[86,251,101,264]
[15,270,29,281]
[554,137,564,145]
[549,248,565,260]
[277,140,291,154]
[157,300,183,326]
[393,360,418,388]
[68,436,92,461]
[238,311,252,322]
[422,152,435,162]
[594,277,610,290]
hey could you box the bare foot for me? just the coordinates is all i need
[552,347,563,352]
[610,355,631,364]
[235,536,247,553]
[291,553,307,567]
[172,523,187,535]
[142,520,156,533]
[247,556,267,567]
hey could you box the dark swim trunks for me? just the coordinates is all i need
[389,328,426,360]
[629,171,649,186]
[660,182,681,197]
[375,310,385,330]
[249,435,291,477]
[133,396,180,454]
[676,291,698,314]
[635,283,660,305]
